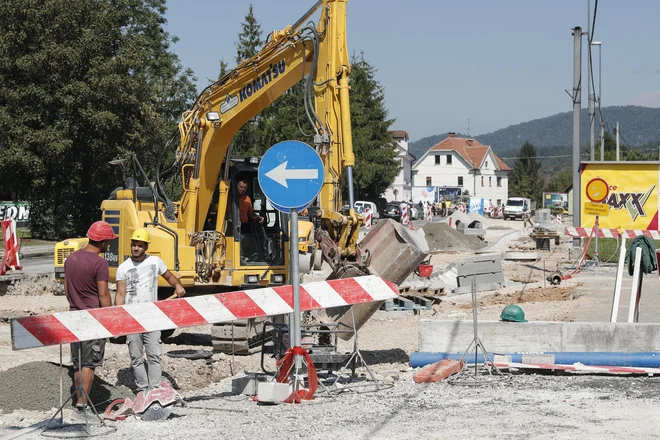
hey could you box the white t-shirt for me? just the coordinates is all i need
[116,255,168,305]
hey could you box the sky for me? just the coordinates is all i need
[163,0,660,142]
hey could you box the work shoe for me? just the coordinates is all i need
[71,405,101,425]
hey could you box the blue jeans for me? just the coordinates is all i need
[127,331,162,391]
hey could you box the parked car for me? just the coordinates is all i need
[381,203,402,222]
[354,200,380,222]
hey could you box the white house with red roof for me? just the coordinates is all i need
[382,130,415,202]
[412,132,511,206]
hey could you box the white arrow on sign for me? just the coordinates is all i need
[265,161,318,188]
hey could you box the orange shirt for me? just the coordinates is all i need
[239,195,253,223]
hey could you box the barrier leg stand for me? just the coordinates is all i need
[627,247,643,323]
[610,236,627,322]
[42,345,116,436]
[447,275,507,385]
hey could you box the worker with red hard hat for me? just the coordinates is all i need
[64,220,116,423]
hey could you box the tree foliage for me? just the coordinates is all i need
[235,5,262,64]
[346,53,400,201]
[231,4,263,156]
[509,142,542,204]
[0,0,197,239]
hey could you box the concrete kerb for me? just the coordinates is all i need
[418,320,660,353]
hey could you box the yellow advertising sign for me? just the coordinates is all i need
[583,202,609,217]
[581,163,658,230]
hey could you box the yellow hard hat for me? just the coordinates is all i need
[130,228,151,243]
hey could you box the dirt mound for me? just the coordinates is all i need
[0,361,132,413]
[459,286,576,309]
[422,222,485,252]
[1,275,62,296]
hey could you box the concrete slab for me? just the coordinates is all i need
[418,320,660,353]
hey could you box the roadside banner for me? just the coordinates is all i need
[468,197,484,215]
[0,202,30,225]
[581,163,658,230]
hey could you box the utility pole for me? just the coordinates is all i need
[615,122,620,161]
[572,27,583,248]
[587,1,595,162]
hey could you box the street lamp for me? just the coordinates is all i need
[591,41,603,160]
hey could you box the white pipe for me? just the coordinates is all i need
[628,247,643,323]
[610,236,627,322]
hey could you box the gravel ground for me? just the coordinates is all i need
[2,218,660,439]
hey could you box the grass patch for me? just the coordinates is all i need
[584,237,660,264]
[0,227,54,249]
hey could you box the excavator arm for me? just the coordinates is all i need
[174,0,365,275]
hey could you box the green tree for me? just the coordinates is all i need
[216,58,229,82]
[0,0,196,239]
[231,4,263,155]
[235,5,262,64]
[346,53,400,201]
[509,141,542,204]
[546,168,572,193]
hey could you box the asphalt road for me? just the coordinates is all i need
[17,256,52,277]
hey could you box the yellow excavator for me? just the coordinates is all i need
[54,0,427,351]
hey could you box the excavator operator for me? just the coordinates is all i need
[237,179,268,262]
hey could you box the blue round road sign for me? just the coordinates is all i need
[258,140,325,212]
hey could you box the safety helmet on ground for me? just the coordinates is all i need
[130,228,151,244]
[500,304,527,323]
[86,221,117,241]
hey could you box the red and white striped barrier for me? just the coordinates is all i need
[496,206,503,218]
[457,203,467,214]
[364,207,372,230]
[556,214,562,224]
[426,204,432,222]
[10,275,398,350]
[1,219,22,276]
[400,203,409,225]
[565,227,660,240]
[494,361,660,375]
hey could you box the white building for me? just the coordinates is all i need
[412,132,511,206]
[382,130,415,202]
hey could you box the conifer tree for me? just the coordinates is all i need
[346,53,400,201]
[509,142,543,204]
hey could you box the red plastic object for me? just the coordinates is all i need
[418,265,433,277]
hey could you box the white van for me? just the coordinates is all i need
[504,197,531,220]
[354,201,380,222]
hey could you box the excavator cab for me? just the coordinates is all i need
[228,159,285,267]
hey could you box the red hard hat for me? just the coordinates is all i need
[86,221,117,241]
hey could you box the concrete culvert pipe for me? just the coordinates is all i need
[299,252,313,274]
[313,248,323,270]
[549,272,562,285]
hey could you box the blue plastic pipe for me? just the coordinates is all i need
[410,352,660,369]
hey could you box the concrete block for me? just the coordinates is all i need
[419,320,660,353]
[454,282,504,294]
[257,382,291,403]
[232,374,269,396]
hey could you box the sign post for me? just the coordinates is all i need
[584,178,610,268]
[258,140,324,392]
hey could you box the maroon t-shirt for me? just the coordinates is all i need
[64,249,109,311]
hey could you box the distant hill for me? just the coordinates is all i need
[409,106,660,160]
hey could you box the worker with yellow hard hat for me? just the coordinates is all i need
[114,228,186,393]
